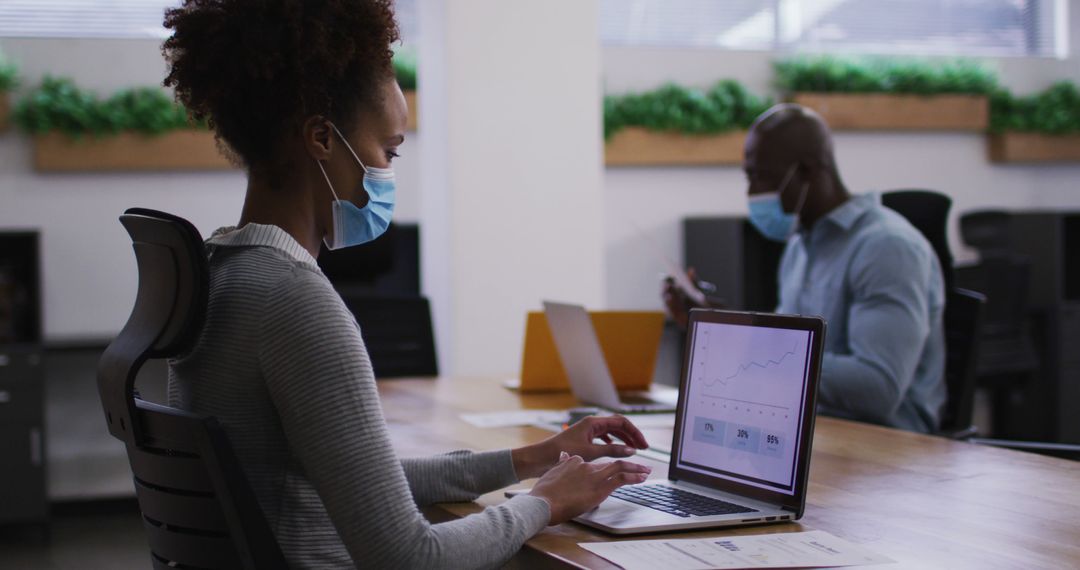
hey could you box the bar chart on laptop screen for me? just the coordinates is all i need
[680,322,811,489]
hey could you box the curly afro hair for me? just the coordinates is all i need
[162,0,400,169]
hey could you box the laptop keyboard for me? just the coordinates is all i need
[610,484,758,518]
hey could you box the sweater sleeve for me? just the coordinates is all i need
[258,267,550,569]
[401,450,521,506]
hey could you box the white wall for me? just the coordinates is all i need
[0,39,239,340]
[418,0,605,376]
[0,38,422,341]
[3,10,1080,369]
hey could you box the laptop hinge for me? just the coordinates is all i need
[674,480,786,512]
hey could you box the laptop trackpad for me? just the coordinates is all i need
[577,495,667,528]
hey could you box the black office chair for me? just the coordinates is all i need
[339,294,438,377]
[959,254,1040,380]
[97,208,287,570]
[957,211,1040,396]
[882,190,955,293]
[939,288,986,438]
[955,210,1079,460]
[880,190,975,435]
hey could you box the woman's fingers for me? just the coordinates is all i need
[598,444,637,458]
[594,459,652,480]
[589,415,649,449]
[603,471,650,493]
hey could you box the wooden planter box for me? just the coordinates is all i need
[605,127,745,166]
[791,93,988,131]
[0,92,10,132]
[404,90,418,131]
[988,132,1080,163]
[33,130,233,172]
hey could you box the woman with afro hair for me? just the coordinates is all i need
[162,1,652,567]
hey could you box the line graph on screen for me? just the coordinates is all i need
[692,327,807,413]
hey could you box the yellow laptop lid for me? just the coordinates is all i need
[519,311,665,393]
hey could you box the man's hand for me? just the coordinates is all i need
[662,267,705,329]
[511,415,649,480]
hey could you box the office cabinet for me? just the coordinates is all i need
[0,345,47,526]
[0,231,47,525]
[982,212,1080,443]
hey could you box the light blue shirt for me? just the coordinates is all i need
[776,193,946,433]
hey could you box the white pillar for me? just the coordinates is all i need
[418,0,605,377]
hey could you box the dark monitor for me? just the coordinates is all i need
[317,223,420,296]
[0,232,42,344]
[683,217,785,312]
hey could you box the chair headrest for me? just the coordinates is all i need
[118,208,208,357]
[98,208,207,444]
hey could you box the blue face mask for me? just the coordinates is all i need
[316,123,396,250]
[747,164,809,243]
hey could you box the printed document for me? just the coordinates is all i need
[579,530,894,570]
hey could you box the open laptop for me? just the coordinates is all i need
[573,308,825,534]
[543,301,677,413]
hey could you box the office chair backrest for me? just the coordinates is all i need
[940,288,986,435]
[882,190,955,293]
[97,208,287,570]
[339,294,438,377]
[970,253,1032,338]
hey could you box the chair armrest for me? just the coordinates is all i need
[969,438,1080,461]
[941,425,979,440]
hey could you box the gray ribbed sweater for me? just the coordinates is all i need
[167,223,550,569]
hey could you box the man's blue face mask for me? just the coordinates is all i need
[747,164,809,243]
[316,123,396,250]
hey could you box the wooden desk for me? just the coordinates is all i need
[378,377,1080,569]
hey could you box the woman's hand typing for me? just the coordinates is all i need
[527,452,651,525]
[511,414,650,480]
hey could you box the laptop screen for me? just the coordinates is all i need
[674,320,814,496]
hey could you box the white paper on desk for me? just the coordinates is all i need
[579,530,894,570]
[459,410,568,428]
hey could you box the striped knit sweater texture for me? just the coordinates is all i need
[167,223,550,569]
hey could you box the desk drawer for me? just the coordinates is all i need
[0,379,42,424]
[0,349,44,424]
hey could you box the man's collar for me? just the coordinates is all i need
[820,193,877,232]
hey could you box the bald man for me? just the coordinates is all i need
[665,104,946,433]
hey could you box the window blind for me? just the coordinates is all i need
[599,0,1065,57]
[0,0,1065,58]
[0,0,179,39]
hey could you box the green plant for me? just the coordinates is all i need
[106,87,194,134]
[0,53,17,92]
[773,56,998,95]
[990,82,1080,134]
[14,77,199,137]
[603,80,772,139]
[394,53,417,91]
